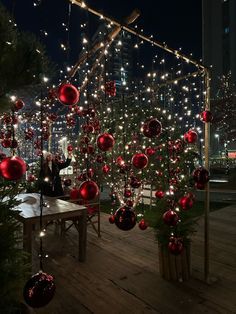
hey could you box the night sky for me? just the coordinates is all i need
[1,0,202,65]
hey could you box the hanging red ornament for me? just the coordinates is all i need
[132,153,148,169]
[184,130,198,144]
[138,218,148,230]
[155,190,165,199]
[200,110,213,123]
[109,215,115,224]
[142,118,162,138]
[67,144,73,152]
[14,99,25,111]
[70,187,80,200]
[116,156,124,166]
[0,156,26,180]
[178,196,194,210]
[23,272,55,308]
[163,210,179,226]
[82,124,94,134]
[102,164,110,174]
[79,180,99,200]
[192,167,210,184]
[97,133,115,152]
[145,147,156,156]
[57,83,80,106]
[1,139,11,148]
[124,189,132,198]
[168,237,184,255]
[114,206,136,231]
[130,176,141,189]
[64,178,72,186]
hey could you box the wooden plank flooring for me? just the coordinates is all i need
[28,203,236,314]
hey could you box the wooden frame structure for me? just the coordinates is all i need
[69,0,211,283]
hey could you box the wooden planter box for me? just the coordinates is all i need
[158,244,191,281]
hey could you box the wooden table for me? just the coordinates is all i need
[15,193,87,262]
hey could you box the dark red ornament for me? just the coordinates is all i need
[178,196,194,211]
[124,189,132,198]
[102,164,110,174]
[192,167,210,184]
[142,118,162,138]
[132,153,148,169]
[168,237,184,255]
[79,180,99,200]
[200,110,213,123]
[138,218,148,230]
[114,206,136,231]
[96,155,103,163]
[14,99,25,111]
[1,139,11,148]
[163,210,179,226]
[58,83,80,106]
[97,133,115,152]
[109,215,115,224]
[67,144,73,152]
[27,174,36,182]
[155,190,165,199]
[145,147,156,156]
[184,130,198,144]
[116,156,124,166]
[126,200,133,207]
[23,272,55,308]
[0,156,26,180]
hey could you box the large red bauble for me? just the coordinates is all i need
[178,196,194,210]
[142,118,162,138]
[184,130,198,144]
[200,110,213,123]
[132,153,148,169]
[23,272,55,308]
[168,238,184,255]
[57,83,80,106]
[97,133,115,152]
[114,206,136,231]
[163,210,179,226]
[138,218,148,230]
[192,167,210,184]
[79,180,99,200]
[0,156,26,180]
[14,99,25,111]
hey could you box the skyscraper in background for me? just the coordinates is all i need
[202,0,236,95]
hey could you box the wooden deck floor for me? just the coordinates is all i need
[30,203,236,314]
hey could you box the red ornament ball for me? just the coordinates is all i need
[23,272,55,308]
[138,218,148,230]
[124,189,132,198]
[142,118,162,138]
[0,156,26,180]
[168,238,184,255]
[109,215,115,224]
[163,210,179,226]
[114,206,136,231]
[67,144,73,152]
[200,110,213,123]
[155,190,165,199]
[132,153,148,169]
[79,180,99,200]
[184,130,198,144]
[145,147,156,156]
[102,164,110,174]
[58,83,80,106]
[14,99,25,111]
[192,167,210,184]
[179,196,194,211]
[1,139,11,148]
[27,174,36,183]
[97,133,115,152]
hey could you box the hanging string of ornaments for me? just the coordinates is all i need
[0,0,214,307]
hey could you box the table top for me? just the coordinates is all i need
[15,193,86,222]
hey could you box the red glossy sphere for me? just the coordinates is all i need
[132,153,148,169]
[0,156,26,180]
[67,144,73,152]
[14,99,25,111]
[58,83,80,106]
[145,147,156,156]
[184,130,198,144]
[168,238,184,255]
[114,206,136,231]
[192,167,210,184]
[124,189,132,198]
[109,215,115,224]
[138,218,148,230]
[23,272,55,308]
[163,210,179,226]
[97,133,115,152]
[178,196,194,210]
[142,118,162,138]
[79,180,99,200]
[155,190,165,199]
[102,164,110,174]
[200,110,213,123]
